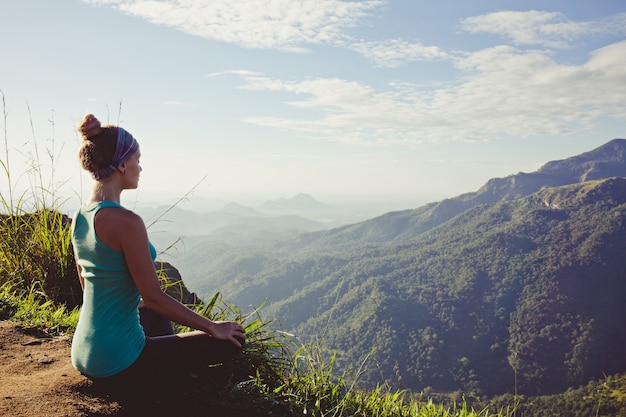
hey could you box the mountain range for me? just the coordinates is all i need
[136,192,391,251]
[176,138,626,397]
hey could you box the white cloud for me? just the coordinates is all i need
[460,10,626,48]
[349,39,448,68]
[229,40,626,145]
[84,0,383,51]
[83,0,442,67]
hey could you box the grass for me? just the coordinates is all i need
[1,90,81,310]
[0,94,509,416]
[0,280,79,334]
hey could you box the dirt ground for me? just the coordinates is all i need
[0,320,123,416]
[0,320,257,417]
[0,321,196,417]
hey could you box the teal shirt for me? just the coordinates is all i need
[70,201,156,378]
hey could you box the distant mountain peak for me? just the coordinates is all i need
[292,192,317,201]
[261,193,328,211]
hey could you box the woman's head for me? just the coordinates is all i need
[77,114,139,180]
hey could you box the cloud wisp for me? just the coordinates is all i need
[84,0,445,66]
[460,11,626,48]
[349,39,448,68]
[84,0,383,52]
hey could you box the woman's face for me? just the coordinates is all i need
[121,150,142,189]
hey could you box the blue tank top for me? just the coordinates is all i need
[70,201,156,378]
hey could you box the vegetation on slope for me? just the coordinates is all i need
[180,159,626,403]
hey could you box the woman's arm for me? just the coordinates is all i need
[101,209,245,347]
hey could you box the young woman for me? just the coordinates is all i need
[71,114,245,388]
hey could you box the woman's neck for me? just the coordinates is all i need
[89,182,121,204]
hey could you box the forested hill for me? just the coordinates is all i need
[181,139,626,398]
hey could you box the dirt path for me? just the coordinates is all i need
[0,320,122,416]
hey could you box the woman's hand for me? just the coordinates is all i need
[209,321,247,348]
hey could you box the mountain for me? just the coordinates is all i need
[177,139,626,398]
[260,193,329,212]
[221,202,263,217]
[465,138,626,202]
[136,202,327,250]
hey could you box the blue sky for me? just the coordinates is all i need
[1,0,625,211]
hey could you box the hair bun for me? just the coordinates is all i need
[78,114,103,139]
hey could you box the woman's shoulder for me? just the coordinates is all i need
[96,205,146,232]
[99,205,142,222]
[94,205,147,250]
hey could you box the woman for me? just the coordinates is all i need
[71,114,245,388]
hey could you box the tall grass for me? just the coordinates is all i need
[223,332,506,417]
[0,91,80,309]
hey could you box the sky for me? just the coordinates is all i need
[1,0,626,213]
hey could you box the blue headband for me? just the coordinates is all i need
[92,128,139,180]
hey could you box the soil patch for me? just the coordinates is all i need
[0,320,125,416]
[0,321,255,417]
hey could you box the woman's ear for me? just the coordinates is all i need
[117,163,126,175]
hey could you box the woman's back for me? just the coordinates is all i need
[71,201,151,378]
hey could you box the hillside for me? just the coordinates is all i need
[178,139,626,398]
